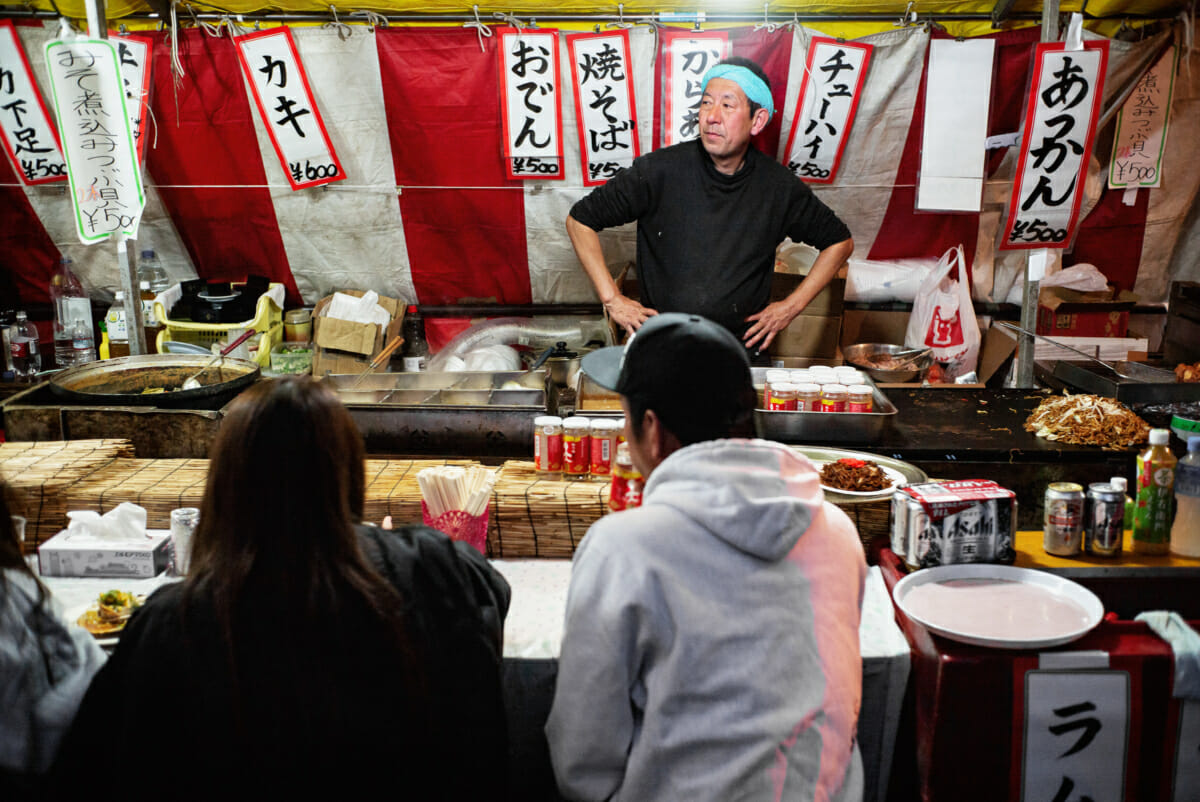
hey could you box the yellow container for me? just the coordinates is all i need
[154,283,284,368]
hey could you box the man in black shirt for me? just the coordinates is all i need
[568,57,854,354]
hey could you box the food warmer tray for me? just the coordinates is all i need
[1043,360,1200,404]
[752,368,896,444]
[326,370,546,408]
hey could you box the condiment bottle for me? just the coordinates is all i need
[1170,437,1200,557]
[795,383,821,412]
[140,280,163,354]
[398,305,429,372]
[589,419,620,477]
[533,415,563,478]
[106,292,130,358]
[847,384,874,413]
[763,369,788,407]
[767,382,798,411]
[562,417,591,479]
[1132,428,1176,555]
[609,442,644,511]
[820,383,848,412]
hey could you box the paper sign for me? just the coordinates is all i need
[1173,699,1200,802]
[917,38,995,211]
[661,29,727,148]
[0,20,67,185]
[498,28,564,180]
[113,34,153,170]
[1021,670,1129,802]
[235,27,346,191]
[1003,41,1108,250]
[567,30,639,186]
[44,37,145,242]
[1108,44,1177,190]
[783,37,872,184]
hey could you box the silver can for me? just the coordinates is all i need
[1085,483,1124,557]
[1044,482,1084,556]
[890,491,910,558]
[170,507,200,575]
[906,497,936,569]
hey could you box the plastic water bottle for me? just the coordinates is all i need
[137,249,171,294]
[1170,437,1200,557]
[10,311,42,381]
[71,318,96,365]
[50,256,92,368]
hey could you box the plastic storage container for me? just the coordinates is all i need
[154,282,284,368]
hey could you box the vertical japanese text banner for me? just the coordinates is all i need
[498,28,564,181]
[1002,40,1108,250]
[1108,44,1177,191]
[661,29,728,148]
[235,27,346,191]
[783,38,872,184]
[567,30,639,186]
[0,20,67,185]
[44,36,145,243]
[114,33,154,170]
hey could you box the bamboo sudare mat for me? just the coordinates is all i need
[488,461,611,559]
[362,459,483,527]
[64,459,210,530]
[830,498,891,552]
[0,439,136,552]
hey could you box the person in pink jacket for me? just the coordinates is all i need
[547,313,867,801]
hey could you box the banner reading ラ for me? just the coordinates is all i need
[783,37,872,184]
[1003,40,1108,250]
[235,27,346,191]
[44,36,145,242]
[1108,44,1177,190]
[499,28,564,180]
[0,19,67,185]
[567,30,639,186]
[661,29,728,148]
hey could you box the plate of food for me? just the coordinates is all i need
[69,589,146,646]
[892,564,1104,649]
[816,457,906,497]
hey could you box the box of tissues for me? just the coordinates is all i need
[38,503,172,578]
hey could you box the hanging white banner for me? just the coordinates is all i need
[498,28,564,180]
[660,29,727,148]
[567,30,639,186]
[1021,669,1129,802]
[0,20,67,185]
[783,37,872,184]
[1108,44,1177,191]
[1003,40,1108,250]
[235,27,346,191]
[113,33,153,170]
[44,36,145,243]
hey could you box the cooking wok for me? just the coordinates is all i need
[48,354,260,409]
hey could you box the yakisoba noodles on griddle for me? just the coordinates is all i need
[1023,393,1150,450]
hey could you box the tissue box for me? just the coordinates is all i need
[311,290,405,377]
[38,529,172,578]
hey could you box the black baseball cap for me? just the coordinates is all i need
[581,313,756,441]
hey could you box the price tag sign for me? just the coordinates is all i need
[1108,44,1177,190]
[235,27,346,191]
[783,37,872,184]
[0,20,67,185]
[498,28,564,181]
[44,36,145,242]
[1021,669,1129,802]
[660,29,727,148]
[567,30,639,186]
[113,34,153,169]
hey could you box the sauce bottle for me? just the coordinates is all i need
[1132,428,1176,555]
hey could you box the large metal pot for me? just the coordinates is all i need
[48,354,260,410]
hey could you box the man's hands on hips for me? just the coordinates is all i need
[605,294,658,335]
[743,298,800,351]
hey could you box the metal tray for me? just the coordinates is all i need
[1047,360,1200,404]
[751,368,896,444]
[325,370,546,408]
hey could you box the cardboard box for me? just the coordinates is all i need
[768,315,842,359]
[1037,286,1137,337]
[38,529,171,578]
[311,291,404,377]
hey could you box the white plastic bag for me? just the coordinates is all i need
[904,245,980,381]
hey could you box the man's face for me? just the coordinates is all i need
[620,396,656,479]
[698,77,766,169]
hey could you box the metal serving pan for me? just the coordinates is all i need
[751,367,896,444]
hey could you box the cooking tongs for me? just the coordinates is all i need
[995,321,1177,383]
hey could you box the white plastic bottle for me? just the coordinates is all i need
[71,318,96,365]
[50,256,91,368]
[137,249,171,294]
[1170,437,1200,557]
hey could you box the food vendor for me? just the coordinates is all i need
[566,56,854,360]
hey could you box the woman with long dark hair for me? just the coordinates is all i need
[53,377,511,799]
[0,480,105,791]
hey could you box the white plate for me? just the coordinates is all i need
[892,564,1104,649]
[815,461,906,497]
[63,600,140,648]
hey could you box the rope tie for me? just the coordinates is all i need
[754,3,780,33]
[463,5,493,53]
[323,5,352,41]
[350,10,389,33]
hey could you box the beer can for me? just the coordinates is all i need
[905,497,934,569]
[1044,482,1085,556]
[1085,482,1124,557]
[890,490,910,558]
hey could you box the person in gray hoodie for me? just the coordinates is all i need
[546,313,867,802]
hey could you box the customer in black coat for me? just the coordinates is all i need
[51,377,510,800]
